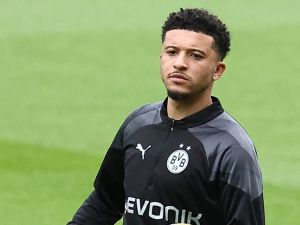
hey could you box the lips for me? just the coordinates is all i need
[168,72,189,81]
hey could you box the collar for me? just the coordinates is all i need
[160,96,224,128]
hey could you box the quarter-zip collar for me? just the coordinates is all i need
[160,96,224,128]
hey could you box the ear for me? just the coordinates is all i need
[212,62,226,81]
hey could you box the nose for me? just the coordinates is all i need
[173,53,188,70]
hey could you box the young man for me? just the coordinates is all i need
[67,8,265,225]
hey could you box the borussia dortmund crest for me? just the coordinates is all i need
[167,143,190,174]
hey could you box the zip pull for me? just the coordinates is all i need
[171,119,175,131]
[170,224,191,225]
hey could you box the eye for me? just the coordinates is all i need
[191,53,203,60]
[166,50,177,56]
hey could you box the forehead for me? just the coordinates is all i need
[163,29,214,51]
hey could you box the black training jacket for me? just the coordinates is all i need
[68,97,265,225]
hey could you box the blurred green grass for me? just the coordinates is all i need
[0,0,299,224]
[0,140,100,225]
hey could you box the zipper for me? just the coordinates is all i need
[170,119,175,131]
[144,119,175,190]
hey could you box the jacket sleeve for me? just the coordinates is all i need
[218,146,265,225]
[67,126,125,225]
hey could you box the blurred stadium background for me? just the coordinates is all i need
[0,0,299,224]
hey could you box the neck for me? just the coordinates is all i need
[167,94,213,120]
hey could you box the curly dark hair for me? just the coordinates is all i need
[162,8,231,60]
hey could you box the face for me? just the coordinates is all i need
[160,29,225,101]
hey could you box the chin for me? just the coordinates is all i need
[167,90,190,101]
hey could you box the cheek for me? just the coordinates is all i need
[160,59,169,75]
[159,61,164,75]
[160,56,173,67]
[191,68,214,84]
[160,62,167,83]
[196,63,216,76]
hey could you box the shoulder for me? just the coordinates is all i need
[124,101,163,126]
[128,101,162,119]
[206,112,263,199]
[206,111,257,160]
[190,111,257,161]
[121,101,163,141]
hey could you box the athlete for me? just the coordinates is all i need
[67,8,265,225]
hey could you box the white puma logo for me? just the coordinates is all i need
[136,143,151,160]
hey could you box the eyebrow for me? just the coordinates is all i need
[164,45,207,55]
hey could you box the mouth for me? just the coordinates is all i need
[168,72,189,81]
